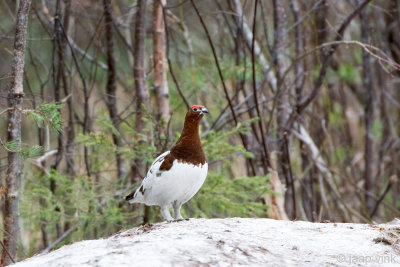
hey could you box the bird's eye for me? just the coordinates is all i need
[193,108,198,111]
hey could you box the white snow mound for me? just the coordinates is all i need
[13,218,399,267]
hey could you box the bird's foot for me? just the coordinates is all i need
[172,218,190,222]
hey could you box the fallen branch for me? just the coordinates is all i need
[370,175,398,218]
[292,124,349,221]
[42,226,77,254]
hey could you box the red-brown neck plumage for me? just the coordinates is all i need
[170,110,206,165]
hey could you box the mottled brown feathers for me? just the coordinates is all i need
[158,108,206,172]
[139,185,145,194]
[159,153,175,171]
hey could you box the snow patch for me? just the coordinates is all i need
[13,218,399,267]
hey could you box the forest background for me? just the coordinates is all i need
[0,0,399,264]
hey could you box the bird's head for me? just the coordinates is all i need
[185,105,208,123]
[190,105,208,115]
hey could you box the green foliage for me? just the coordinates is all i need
[4,141,43,159]
[21,170,136,253]
[76,132,114,148]
[372,119,383,141]
[333,146,347,164]
[329,102,343,128]
[184,173,271,218]
[76,132,116,173]
[220,60,262,82]
[181,66,207,92]
[24,145,44,158]
[312,64,321,81]
[202,119,257,165]
[96,110,121,138]
[338,64,360,85]
[26,101,64,133]
[4,140,20,152]
[0,101,62,160]
[120,141,156,164]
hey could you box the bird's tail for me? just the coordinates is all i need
[124,189,143,204]
[125,191,135,201]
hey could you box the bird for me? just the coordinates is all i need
[125,105,209,222]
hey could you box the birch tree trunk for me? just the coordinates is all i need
[272,0,296,219]
[2,0,32,265]
[153,0,170,144]
[134,0,149,137]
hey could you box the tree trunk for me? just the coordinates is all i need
[290,0,313,221]
[272,0,296,219]
[61,0,75,177]
[2,0,32,265]
[153,0,170,148]
[132,0,149,183]
[51,0,64,173]
[104,0,125,179]
[359,1,375,216]
[51,0,64,239]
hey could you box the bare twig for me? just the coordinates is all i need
[0,240,15,264]
[162,2,190,109]
[0,108,13,116]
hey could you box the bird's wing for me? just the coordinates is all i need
[135,151,171,195]
[146,150,171,177]
[127,150,177,202]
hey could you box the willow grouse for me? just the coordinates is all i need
[125,105,208,222]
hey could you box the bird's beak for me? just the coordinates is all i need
[201,107,208,114]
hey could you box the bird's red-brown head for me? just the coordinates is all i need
[190,105,208,114]
[178,105,208,138]
[185,105,208,123]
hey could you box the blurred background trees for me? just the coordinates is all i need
[0,0,399,262]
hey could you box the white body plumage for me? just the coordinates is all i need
[130,151,208,221]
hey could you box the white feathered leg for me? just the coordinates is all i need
[173,202,183,220]
[160,206,174,222]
